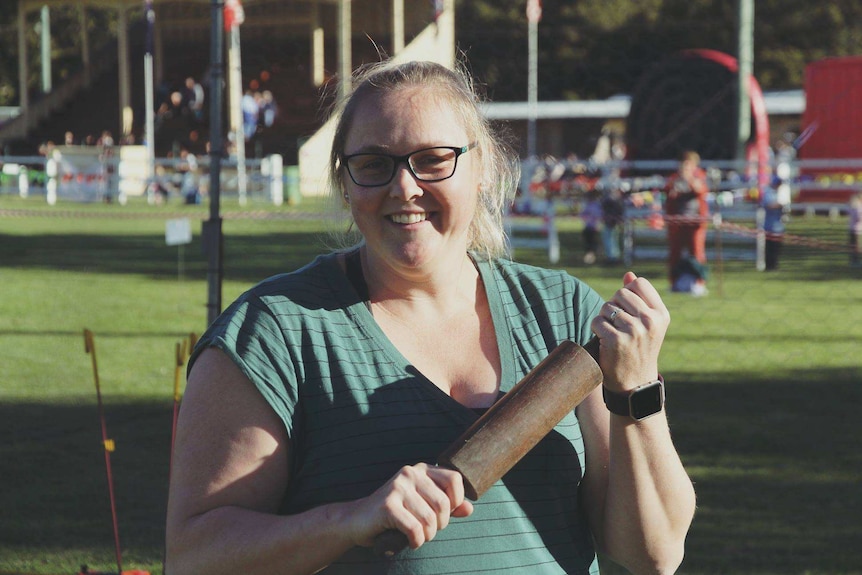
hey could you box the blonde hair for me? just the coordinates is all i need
[680,150,701,165]
[324,59,520,260]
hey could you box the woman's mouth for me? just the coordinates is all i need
[389,212,428,224]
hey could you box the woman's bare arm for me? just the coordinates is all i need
[165,348,470,575]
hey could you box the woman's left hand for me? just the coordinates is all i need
[590,272,670,392]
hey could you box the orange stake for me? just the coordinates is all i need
[83,329,123,575]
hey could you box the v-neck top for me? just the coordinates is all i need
[191,251,604,574]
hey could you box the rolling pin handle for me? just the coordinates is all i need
[582,335,600,362]
[373,529,410,557]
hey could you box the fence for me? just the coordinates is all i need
[0,150,294,206]
[505,203,561,264]
[508,157,859,271]
[623,205,765,267]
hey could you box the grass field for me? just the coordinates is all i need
[1,195,860,575]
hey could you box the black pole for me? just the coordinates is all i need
[205,0,225,326]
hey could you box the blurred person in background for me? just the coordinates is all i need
[664,150,709,295]
[850,192,862,268]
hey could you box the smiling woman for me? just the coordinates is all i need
[327,62,519,263]
[165,59,695,575]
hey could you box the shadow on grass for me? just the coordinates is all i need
[2,368,860,574]
[0,399,173,573]
[0,231,329,283]
[667,368,862,574]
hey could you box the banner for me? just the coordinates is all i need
[224,0,245,30]
[527,0,542,23]
[53,146,106,202]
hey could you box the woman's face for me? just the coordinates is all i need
[680,158,698,179]
[342,87,481,272]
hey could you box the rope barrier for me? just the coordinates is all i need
[718,221,851,252]
[2,206,850,253]
[627,212,852,253]
[0,208,334,221]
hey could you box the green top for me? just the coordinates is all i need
[191,253,605,574]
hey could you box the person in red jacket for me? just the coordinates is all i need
[664,150,709,294]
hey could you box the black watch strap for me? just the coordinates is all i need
[602,374,665,420]
[602,386,632,416]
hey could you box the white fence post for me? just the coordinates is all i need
[269,154,283,206]
[46,156,57,205]
[755,206,766,271]
[18,166,29,198]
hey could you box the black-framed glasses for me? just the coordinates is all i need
[341,142,477,187]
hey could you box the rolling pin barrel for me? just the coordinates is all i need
[438,339,602,499]
[373,337,603,557]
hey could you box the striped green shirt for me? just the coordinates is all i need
[192,252,605,574]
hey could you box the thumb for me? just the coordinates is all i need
[451,500,474,518]
[622,271,638,286]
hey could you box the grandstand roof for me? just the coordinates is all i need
[482,90,805,120]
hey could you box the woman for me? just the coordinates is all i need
[165,60,695,575]
[664,150,710,294]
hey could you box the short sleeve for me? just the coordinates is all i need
[188,292,300,438]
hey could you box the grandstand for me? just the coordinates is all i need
[1,0,455,165]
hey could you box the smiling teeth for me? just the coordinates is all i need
[390,213,427,224]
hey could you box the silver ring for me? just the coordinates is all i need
[609,307,621,324]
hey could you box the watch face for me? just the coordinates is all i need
[629,381,664,420]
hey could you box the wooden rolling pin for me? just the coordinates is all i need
[374,337,602,557]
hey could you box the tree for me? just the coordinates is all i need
[456,0,862,102]
[2,2,861,123]
[0,5,118,107]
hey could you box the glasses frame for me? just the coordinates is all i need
[341,142,478,188]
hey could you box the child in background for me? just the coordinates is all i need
[850,192,862,268]
[581,191,603,264]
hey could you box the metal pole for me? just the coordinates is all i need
[79,5,90,83]
[311,1,324,87]
[338,0,352,102]
[527,14,538,159]
[392,0,404,55]
[145,0,156,204]
[118,4,132,137]
[206,0,226,326]
[40,6,51,94]
[736,0,754,163]
[18,0,29,114]
[229,23,247,205]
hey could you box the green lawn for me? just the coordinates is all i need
[1,195,860,574]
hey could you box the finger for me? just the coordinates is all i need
[429,467,468,516]
[601,303,626,328]
[398,467,457,543]
[616,273,666,313]
[451,499,474,518]
[377,465,436,547]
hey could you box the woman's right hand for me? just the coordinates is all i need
[346,463,474,550]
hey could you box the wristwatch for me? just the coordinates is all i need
[603,375,665,421]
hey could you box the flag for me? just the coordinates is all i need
[224,0,245,30]
[793,121,818,151]
[526,0,542,23]
[144,0,155,55]
[432,0,444,22]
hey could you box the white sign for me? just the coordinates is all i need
[165,218,192,246]
[53,146,105,202]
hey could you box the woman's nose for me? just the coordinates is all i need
[389,163,423,199]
